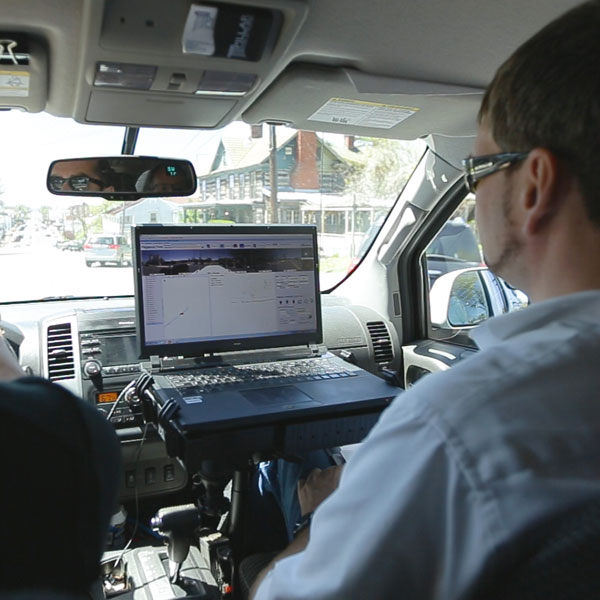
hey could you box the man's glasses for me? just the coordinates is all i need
[462,152,529,193]
[49,175,105,192]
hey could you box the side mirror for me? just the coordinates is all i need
[430,268,492,329]
[47,156,197,201]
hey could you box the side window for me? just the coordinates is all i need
[426,194,481,290]
[426,194,528,332]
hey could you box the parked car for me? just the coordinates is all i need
[83,234,131,267]
[57,239,84,252]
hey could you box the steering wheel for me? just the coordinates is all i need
[0,319,24,360]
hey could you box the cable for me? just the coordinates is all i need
[106,378,136,421]
[105,369,155,582]
[109,422,149,576]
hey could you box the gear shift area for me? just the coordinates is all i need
[151,503,202,584]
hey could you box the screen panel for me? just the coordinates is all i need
[133,225,322,359]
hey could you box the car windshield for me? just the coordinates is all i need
[0,111,425,303]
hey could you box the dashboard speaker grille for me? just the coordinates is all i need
[366,321,393,364]
[47,323,75,381]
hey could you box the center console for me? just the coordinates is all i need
[70,308,188,499]
[78,309,145,429]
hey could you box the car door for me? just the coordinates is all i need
[400,187,528,388]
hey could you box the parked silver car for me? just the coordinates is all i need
[83,234,131,267]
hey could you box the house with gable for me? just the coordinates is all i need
[101,197,184,237]
[181,130,386,255]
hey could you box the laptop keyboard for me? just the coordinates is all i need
[167,356,357,393]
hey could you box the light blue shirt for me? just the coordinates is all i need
[255,290,600,600]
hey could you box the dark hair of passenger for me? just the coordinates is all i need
[478,0,600,225]
[96,158,119,188]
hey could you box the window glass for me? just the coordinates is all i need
[0,112,424,302]
[89,236,114,245]
[426,194,528,330]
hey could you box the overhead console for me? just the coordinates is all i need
[75,0,308,128]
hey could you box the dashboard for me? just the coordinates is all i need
[0,295,400,500]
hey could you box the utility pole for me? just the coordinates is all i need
[268,124,279,223]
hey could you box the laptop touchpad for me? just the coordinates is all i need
[242,386,321,408]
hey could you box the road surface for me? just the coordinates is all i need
[0,243,342,303]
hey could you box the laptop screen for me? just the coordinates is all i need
[133,225,322,359]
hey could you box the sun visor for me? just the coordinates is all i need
[0,35,47,112]
[243,64,484,139]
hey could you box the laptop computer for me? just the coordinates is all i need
[132,224,399,460]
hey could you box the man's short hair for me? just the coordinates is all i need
[478,0,600,225]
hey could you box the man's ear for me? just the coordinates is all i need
[520,148,561,236]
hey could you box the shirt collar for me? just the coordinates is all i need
[471,289,600,350]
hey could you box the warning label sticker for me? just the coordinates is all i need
[308,98,418,129]
[0,70,29,97]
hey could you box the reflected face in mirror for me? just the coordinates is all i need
[139,165,190,194]
[49,159,115,193]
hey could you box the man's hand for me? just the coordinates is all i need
[298,464,344,516]
[250,464,344,599]
[0,330,24,382]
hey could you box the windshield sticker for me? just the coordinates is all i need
[182,4,218,55]
[0,70,29,96]
[308,98,418,129]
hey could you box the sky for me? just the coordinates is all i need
[0,111,249,209]
[0,110,358,212]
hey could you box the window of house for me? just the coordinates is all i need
[240,173,245,199]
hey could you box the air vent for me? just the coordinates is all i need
[47,323,75,381]
[366,321,393,365]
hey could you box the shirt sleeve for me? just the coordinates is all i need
[253,377,497,600]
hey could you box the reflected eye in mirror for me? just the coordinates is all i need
[49,175,106,192]
[47,156,197,200]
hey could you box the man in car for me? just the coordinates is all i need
[49,158,116,193]
[251,2,600,598]
[0,328,121,595]
[135,164,190,194]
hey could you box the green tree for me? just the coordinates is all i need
[345,138,424,203]
[69,203,89,239]
[40,205,51,224]
[13,205,31,227]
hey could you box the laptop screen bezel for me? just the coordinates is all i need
[132,224,323,359]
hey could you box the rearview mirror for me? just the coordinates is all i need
[47,157,197,201]
[430,268,492,329]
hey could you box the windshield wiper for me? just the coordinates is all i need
[40,294,134,302]
[0,294,134,305]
